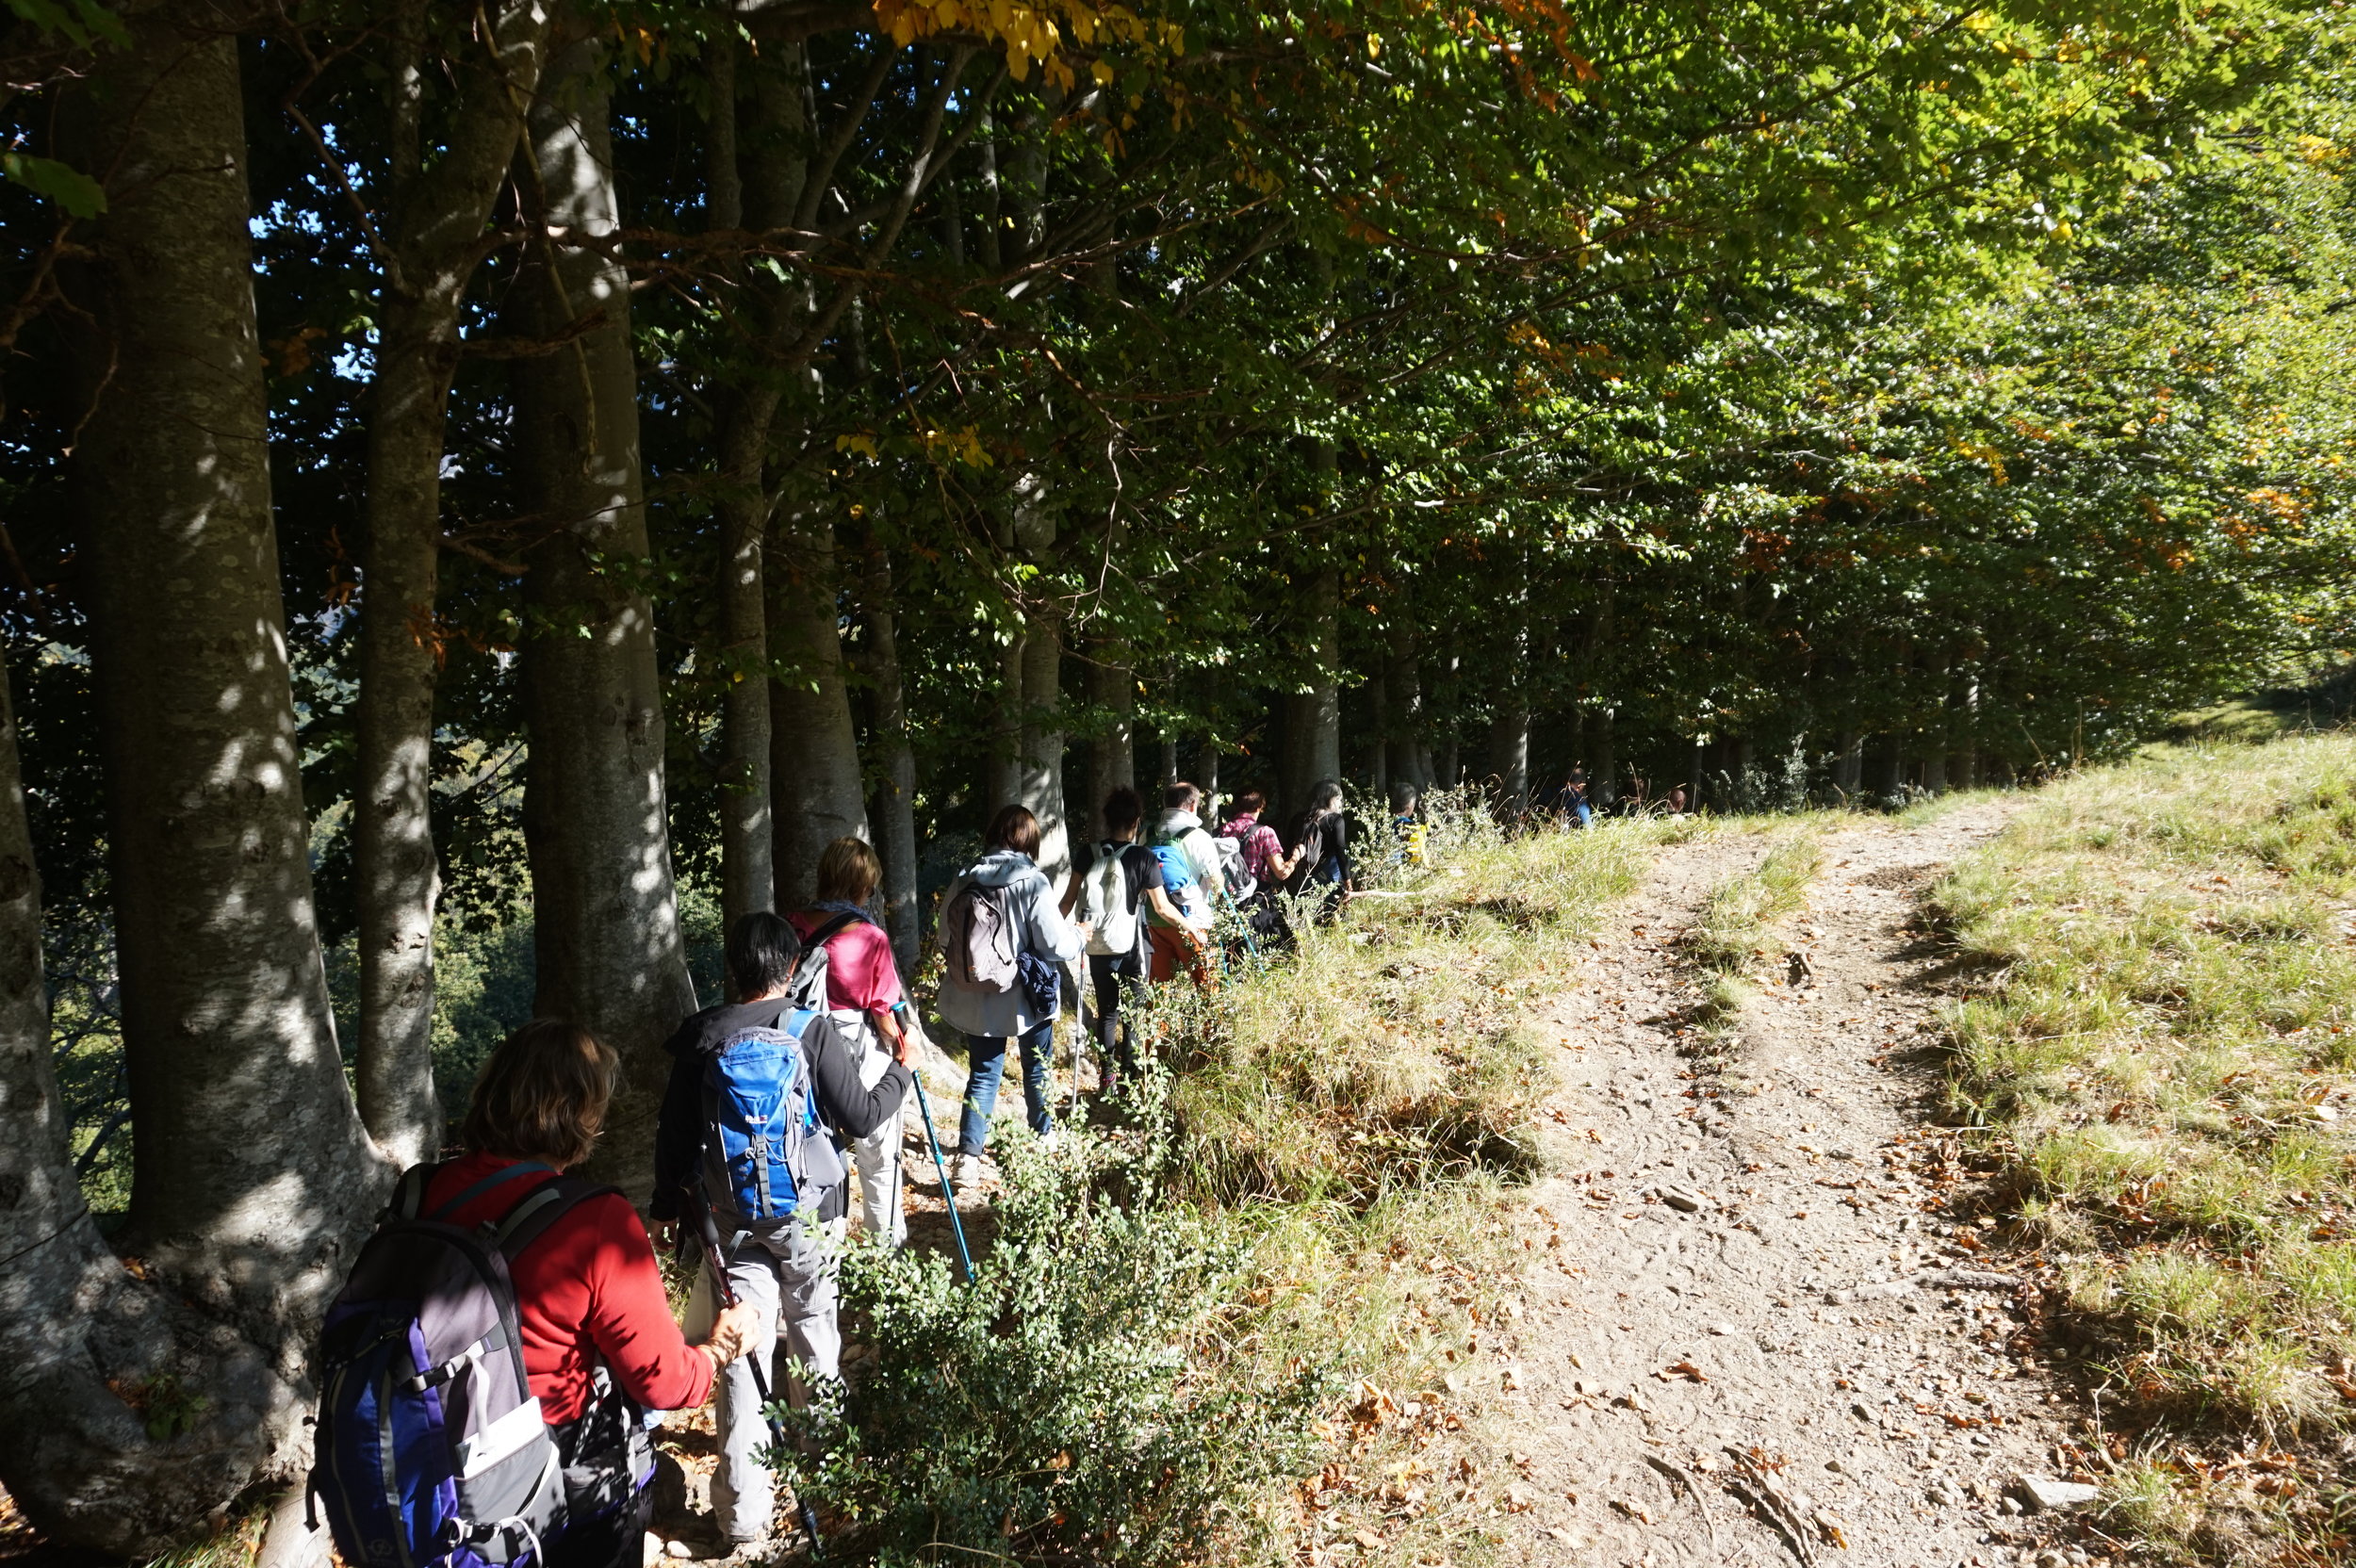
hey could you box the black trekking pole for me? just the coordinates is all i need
[687,1195,825,1560]
[908,1069,976,1283]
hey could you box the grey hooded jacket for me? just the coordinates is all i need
[935,849,1088,1038]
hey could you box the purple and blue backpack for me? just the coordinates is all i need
[312,1161,610,1568]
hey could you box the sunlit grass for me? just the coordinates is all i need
[1928,734,2356,1433]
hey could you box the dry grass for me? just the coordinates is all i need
[1928,735,2356,1560]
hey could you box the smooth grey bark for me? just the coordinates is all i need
[768,505,871,907]
[1384,619,1432,787]
[1279,563,1342,819]
[0,637,306,1553]
[1873,734,1907,801]
[859,545,921,973]
[1020,606,1070,883]
[512,28,696,1192]
[711,34,809,926]
[0,651,306,1552]
[1922,748,1950,794]
[1366,671,1390,797]
[1589,708,1616,807]
[1688,739,1710,810]
[1082,645,1135,837]
[988,629,1026,818]
[357,1,550,1169]
[1833,731,1866,797]
[25,17,392,1543]
[1487,705,1530,806]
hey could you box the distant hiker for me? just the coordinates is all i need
[1144,783,1219,984]
[1666,785,1690,815]
[1389,781,1428,867]
[1218,787,1298,887]
[1062,787,1186,1093]
[1154,781,1229,904]
[316,1020,759,1568]
[1546,768,1593,828]
[790,836,923,1247]
[649,914,913,1554]
[937,805,1090,1184]
[1287,777,1354,919]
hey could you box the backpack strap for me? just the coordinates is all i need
[491,1175,621,1261]
[385,1161,440,1223]
[430,1159,557,1221]
[802,911,860,949]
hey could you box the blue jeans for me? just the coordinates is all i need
[959,1021,1055,1156]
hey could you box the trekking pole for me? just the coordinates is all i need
[687,1194,826,1561]
[908,1070,976,1283]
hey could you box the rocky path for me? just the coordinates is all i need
[1488,804,2099,1568]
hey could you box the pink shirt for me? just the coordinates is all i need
[786,909,906,1015]
[1219,814,1284,882]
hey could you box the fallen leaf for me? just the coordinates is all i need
[1658,1360,1708,1383]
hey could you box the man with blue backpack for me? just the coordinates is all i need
[648,911,914,1556]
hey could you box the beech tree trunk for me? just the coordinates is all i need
[1082,645,1135,838]
[1020,607,1070,884]
[22,17,391,1543]
[512,27,696,1192]
[0,653,312,1553]
[711,33,809,926]
[1833,731,1866,797]
[769,505,871,907]
[1367,670,1391,797]
[356,2,549,1169]
[1588,710,1617,808]
[1487,705,1530,806]
[861,545,921,973]
[1280,563,1342,819]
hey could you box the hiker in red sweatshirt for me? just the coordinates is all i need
[425,1020,759,1568]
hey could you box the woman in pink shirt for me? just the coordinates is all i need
[788,837,918,1244]
[1219,788,1298,886]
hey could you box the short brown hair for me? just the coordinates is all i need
[986,804,1041,858]
[815,836,882,904]
[1232,788,1267,815]
[462,1019,617,1169]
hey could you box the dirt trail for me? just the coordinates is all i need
[1489,805,2086,1568]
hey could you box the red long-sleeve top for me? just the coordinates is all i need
[423,1152,712,1426]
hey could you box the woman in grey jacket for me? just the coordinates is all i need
[937,805,1089,1184]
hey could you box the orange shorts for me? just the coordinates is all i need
[1149,923,1216,988]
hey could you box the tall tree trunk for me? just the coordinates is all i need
[711,32,809,925]
[0,654,313,1551]
[1021,606,1070,883]
[1590,708,1616,807]
[1082,645,1134,838]
[860,544,920,973]
[512,28,696,1192]
[22,19,392,1543]
[1832,731,1865,797]
[356,1,549,1169]
[769,504,871,907]
[1367,670,1390,797]
[1873,734,1906,801]
[1279,563,1342,819]
[1385,618,1431,787]
[1487,704,1530,805]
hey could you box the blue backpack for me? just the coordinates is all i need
[312,1162,611,1568]
[702,1006,848,1231]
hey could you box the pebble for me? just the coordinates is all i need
[2016,1474,2101,1511]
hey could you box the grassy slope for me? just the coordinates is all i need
[1929,735,2356,1560]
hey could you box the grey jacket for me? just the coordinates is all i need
[935,849,1088,1038]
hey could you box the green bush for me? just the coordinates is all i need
[776,1096,1328,1566]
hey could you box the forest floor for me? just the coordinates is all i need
[1467,800,2115,1568]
